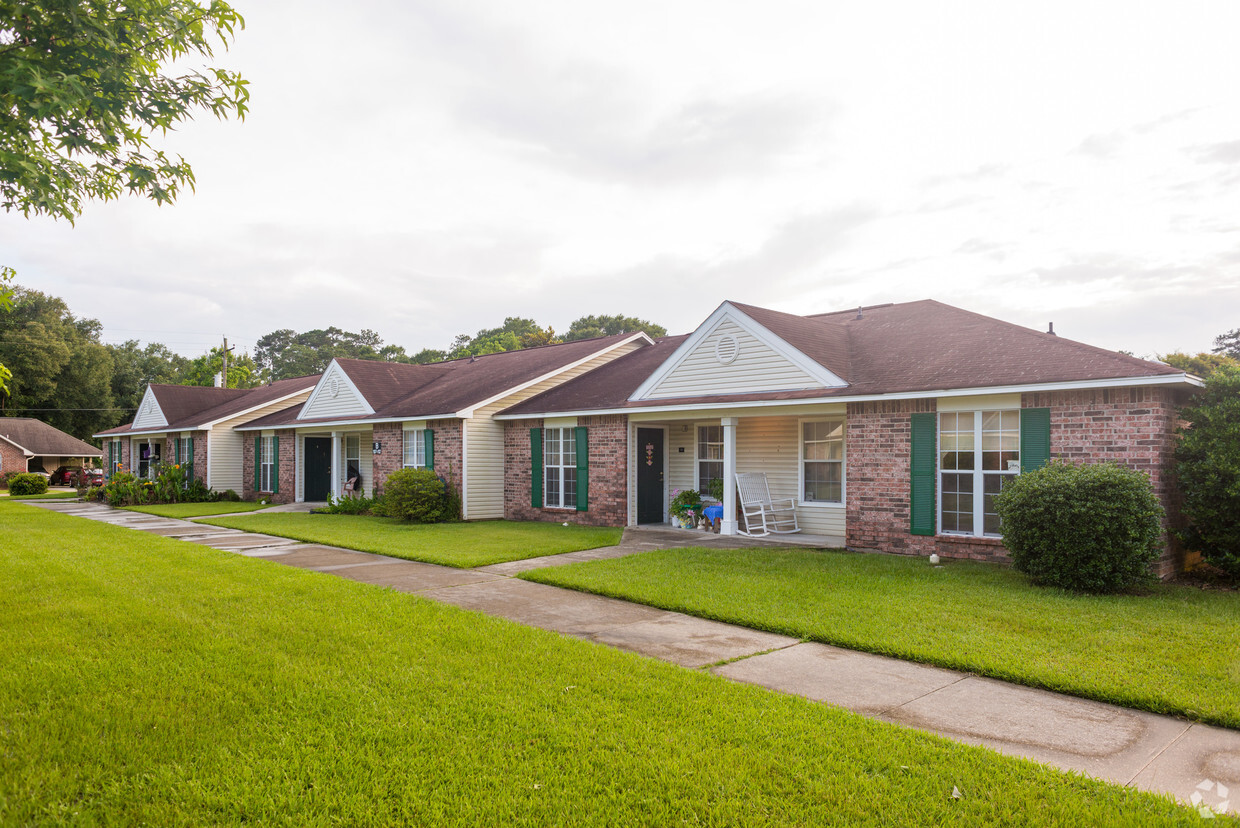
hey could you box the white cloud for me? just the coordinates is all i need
[3,0,1239,361]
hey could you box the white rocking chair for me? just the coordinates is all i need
[735,472,800,537]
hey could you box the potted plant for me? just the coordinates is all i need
[669,488,703,528]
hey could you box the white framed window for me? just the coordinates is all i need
[344,434,361,484]
[178,436,193,468]
[403,429,426,468]
[800,419,844,504]
[260,436,275,492]
[543,427,577,509]
[939,410,1020,536]
[697,425,723,494]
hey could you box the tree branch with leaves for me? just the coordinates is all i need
[0,0,249,221]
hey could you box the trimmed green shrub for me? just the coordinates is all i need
[320,493,379,515]
[994,461,1163,593]
[377,469,450,523]
[7,473,49,496]
[218,489,242,502]
[1174,365,1240,579]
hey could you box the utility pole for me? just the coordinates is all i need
[222,336,235,388]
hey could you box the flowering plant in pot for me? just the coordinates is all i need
[669,488,703,528]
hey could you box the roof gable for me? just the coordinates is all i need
[132,386,169,429]
[0,418,102,457]
[298,361,375,420]
[630,302,847,401]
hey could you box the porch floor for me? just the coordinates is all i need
[630,524,845,550]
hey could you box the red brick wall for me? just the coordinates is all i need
[371,422,404,495]
[844,387,1190,576]
[0,440,27,479]
[243,430,296,504]
[1024,386,1189,577]
[845,399,940,558]
[505,415,628,527]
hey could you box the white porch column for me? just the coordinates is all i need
[721,417,739,535]
[330,430,341,500]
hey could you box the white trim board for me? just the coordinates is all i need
[498,372,1200,420]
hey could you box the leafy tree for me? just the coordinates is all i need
[0,266,13,393]
[0,1,249,221]
[108,339,190,416]
[0,285,115,438]
[410,348,446,365]
[1214,329,1240,360]
[1174,365,1240,579]
[1160,352,1240,379]
[178,346,258,388]
[564,314,666,342]
[447,317,558,359]
[255,327,412,381]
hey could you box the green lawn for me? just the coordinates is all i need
[522,546,1240,729]
[125,501,274,518]
[3,491,80,500]
[0,502,1197,825]
[200,513,622,568]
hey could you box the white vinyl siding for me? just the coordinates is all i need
[300,363,372,420]
[132,387,169,429]
[658,415,845,536]
[644,320,823,399]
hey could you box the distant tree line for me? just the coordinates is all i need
[0,282,665,441]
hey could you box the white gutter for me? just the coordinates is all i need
[234,412,461,432]
[493,372,1202,420]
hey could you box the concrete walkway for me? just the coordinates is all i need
[28,500,1240,816]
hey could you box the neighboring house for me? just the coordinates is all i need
[94,376,321,491]
[496,300,1201,577]
[0,418,102,476]
[234,332,651,515]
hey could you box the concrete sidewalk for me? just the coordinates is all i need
[29,500,1240,816]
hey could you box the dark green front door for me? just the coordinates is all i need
[304,438,331,501]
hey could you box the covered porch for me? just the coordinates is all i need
[627,405,847,539]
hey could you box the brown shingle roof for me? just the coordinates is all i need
[500,300,1186,416]
[238,333,648,429]
[95,375,321,436]
[0,418,102,457]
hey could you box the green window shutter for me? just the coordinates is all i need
[174,438,180,465]
[254,435,261,492]
[1020,408,1051,473]
[909,412,937,536]
[530,428,543,508]
[272,436,280,494]
[574,426,589,512]
[424,429,435,471]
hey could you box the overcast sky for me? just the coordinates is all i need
[5,0,1240,361]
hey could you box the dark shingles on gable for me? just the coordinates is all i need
[0,418,102,456]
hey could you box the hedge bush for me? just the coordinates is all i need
[1174,365,1240,579]
[8,473,49,496]
[994,461,1163,593]
[376,469,453,523]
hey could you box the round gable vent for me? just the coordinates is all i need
[328,377,341,398]
[715,334,740,365]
